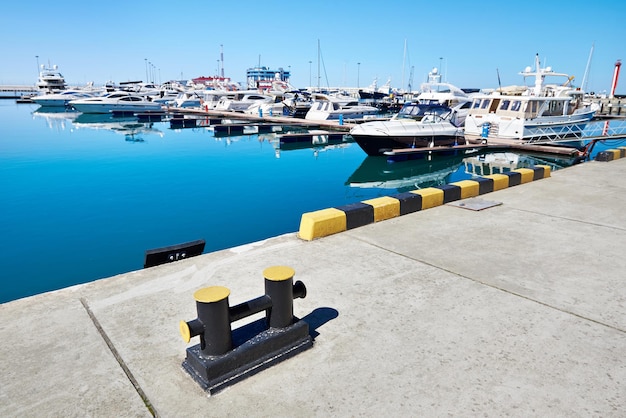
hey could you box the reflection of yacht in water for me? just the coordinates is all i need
[72,113,163,142]
[268,130,354,158]
[32,107,80,130]
[347,150,580,192]
[346,152,470,192]
[463,151,580,176]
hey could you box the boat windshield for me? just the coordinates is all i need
[396,103,451,121]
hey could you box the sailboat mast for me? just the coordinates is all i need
[581,43,594,92]
[402,39,406,91]
[220,44,224,78]
[317,39,321,90]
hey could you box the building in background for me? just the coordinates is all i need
[246,66,291,90]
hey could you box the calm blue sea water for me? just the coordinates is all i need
[1,101,624,303]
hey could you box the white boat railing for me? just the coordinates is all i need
[582,119,626,139]
[525,119,626,145]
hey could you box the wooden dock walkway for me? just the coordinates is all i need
[168,107,355,132]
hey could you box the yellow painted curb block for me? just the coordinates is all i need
[450,180,480,199]
[298,208,346,241]
[362,196,400,222]
[536,164,551,178]
[483,173,510,190]
[513,168,536,184]
[411,187,444,209]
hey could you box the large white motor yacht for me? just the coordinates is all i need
[463,54,597,144]
[36,64,66,92]
[69,91,163,114]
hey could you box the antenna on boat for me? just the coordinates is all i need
[581,43,594,92]
[533,53,543,96]
[496,68,502,92]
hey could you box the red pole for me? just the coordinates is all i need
[609,60,621,99]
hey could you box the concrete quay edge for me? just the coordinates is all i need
[1,157,625,417]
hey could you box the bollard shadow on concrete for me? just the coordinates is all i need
[230,307,338,345]
[300,307,339,339]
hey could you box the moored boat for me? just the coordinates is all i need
[349,101,467,156]
[69,91,163,114]
[31,86,102,107]
[304,93,379,121]
[463,54,597,146]
[36,64,67,93]
[416,67,475,108]
[214,91,275,113]
[358,77,392,100]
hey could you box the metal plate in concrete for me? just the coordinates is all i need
[447,197,502,211]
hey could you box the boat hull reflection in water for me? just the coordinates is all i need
[347,150,580,192]
[72,113,164,142]
[347,152,470,192]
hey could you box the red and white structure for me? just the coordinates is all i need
[609,59,621,99]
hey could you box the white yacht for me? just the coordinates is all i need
[31,85,103,107]
[464,54,597,144]
[349,101,468,156]
[305,100,379,121]
[304,92,379,122]
[69,91,163,114]
[36,64,67,92]
[214,91,275,112]
[415,67,475,108]
[243,92,292,117]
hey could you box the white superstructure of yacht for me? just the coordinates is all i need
[464,54,597,144]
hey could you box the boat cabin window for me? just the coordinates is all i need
[397,103,451,120]
[472,99,481,108]
[480,99,490,109]
[525,100,544,118]
[499,100,510,111]
[543,100,565,116]
[510,100,521,112]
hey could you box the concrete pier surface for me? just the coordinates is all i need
[1,158,625,417]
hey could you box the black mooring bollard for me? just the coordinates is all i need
[180,266,314,394]
[263,265,306,328]
[179,286,233,357]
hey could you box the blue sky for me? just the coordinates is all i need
[1,0,624,95]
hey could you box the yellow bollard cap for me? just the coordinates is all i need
[179,320,191,343]
[193,286,230,303]
[263,266,295,282]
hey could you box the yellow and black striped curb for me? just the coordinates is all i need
[298,165,551,241]
[595,146,626,161]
